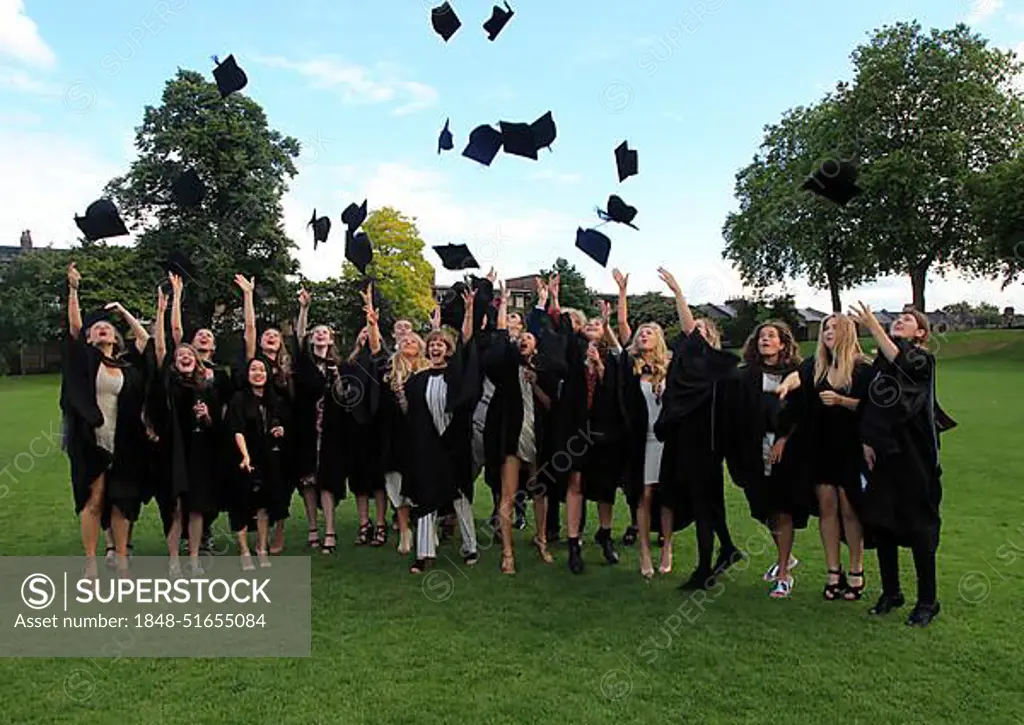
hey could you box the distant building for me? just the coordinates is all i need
[794,307,828,342]
[0,229,34,263]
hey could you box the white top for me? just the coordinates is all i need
[640,380,664,484]
[516,367,537,464]
[426,373,452,436]
[94,366,123,453]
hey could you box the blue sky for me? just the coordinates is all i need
[1,0,1023,311]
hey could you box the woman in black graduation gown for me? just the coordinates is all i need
[547,275,625,574]
[238,275,298,554]
[776,313,874,600]
[484,283,559,574]
[150,291,222,575]
[292,289,347,554]
[653,268,741,591]
[60,263,151,578]
[725,320,806,599]
[848,304,954,627]
[227,356,288,570]
[403,289,480,574]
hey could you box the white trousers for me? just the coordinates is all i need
[415,495,478,559]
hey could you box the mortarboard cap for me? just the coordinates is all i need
[483,2,515,41]
[433,243,479,270]
[171,169,206,207]
[82,307,117,330]
[431,2,462,42]
[212,54,247,98]
[308,210,331,250]
[345,229,373,275]
[462,124,503,166]
[438,118,454,154]
[163,249,197,282]
[341,199,368,231]
[615,141,638,182]
[575,228,611,267]
[597,194,638,230]
[801,160,862,206]
[74,198,129,242]
[500,121,538,160]
[530,111,556,152]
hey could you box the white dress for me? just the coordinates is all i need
[94,366,123,453]
[641,380,664,485]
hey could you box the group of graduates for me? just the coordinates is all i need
[59,258,953,627]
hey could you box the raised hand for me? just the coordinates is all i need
[548,272,560,300]
[298,287,311,308]
[598,299,612,322]
[157,285,169,313]
[612,268,629,292]
[67,263,81,289]
[535,277,549,308]
[430,304,441,330]
[657,267,681,296]
[234,274,255,294]
[461,288,475,306]
[486,266,498,283]
[104,302,126,317]
[847,301,880,333]
[169,272,183,294]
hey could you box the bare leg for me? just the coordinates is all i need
[238,529,253,570]
[110,506,131,575]
[375,490,387,527]
[499,456,520,571]
[839,488,865,597]
[187,512,203,567]
[167,498,183,563]
[660,503,674,572]
[356,494,369,527]
[774,513,794,581]
[320,490,336,551]
[638,486,654,576]
[567,473,583,538]
[271,520,285,554]
[817,485,842,594]
[302,485,319,545]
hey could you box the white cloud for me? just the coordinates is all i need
[964,0,1004,24]
[253,55,438,115]
[0,130,127,249]
[531,169,582,185]
[0,109,40,125]
[284,162,577,283]
[0,64,60,95]
[0,0,55,67]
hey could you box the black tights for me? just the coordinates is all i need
[695,509,735,572]
[876,531,937,605]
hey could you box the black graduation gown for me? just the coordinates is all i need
[859,340,953,549]
[225,387,288,531]
[482,330,558,497]
[724,360,809,529]
[403,339,480,515]
[150,359,223,523]
[653,331,739,532]
[620,357,662,500]
[59,333,150,521]
[373,352,411,479]
[292,340,347,500]
[339,347,384,495]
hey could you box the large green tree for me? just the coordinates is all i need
[841,22,1023,309]
[106,69,301,332]
[723,98,875,312]
[538,258,597,315]
[970,155,1024,287]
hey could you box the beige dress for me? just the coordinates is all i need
[94,366,123,453]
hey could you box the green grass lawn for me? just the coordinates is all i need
[1,330,1023,724]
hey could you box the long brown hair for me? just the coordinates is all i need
[262,328,292,385]
[695,317,722,350]
[741,320,801,368]
[173,343,208,387]
[903,307,931,348]
[814,314,869,391]
[306,324,342,366]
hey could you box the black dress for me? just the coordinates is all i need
[373,353,411,480]
[403,340,480,515]
[725,361,809,529]
[292,340,347,501]
[859,340,952,549]
[59,333,150,522]
[654,331,739,532]
[226,387,288,532]
[149,358,223,524]
[339,347,383,496]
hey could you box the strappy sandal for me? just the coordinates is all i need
[409,557,434,574]
[823,568,846,601]
[321,533,336,554]
[500,552,516,575]
[464,551,480,566]
[354,522,372,546]
[240,552,255,571]
[104,545,117,568]
[844,570,866,601]
[532,536,554,564]
[622,525,638,546]
[370,524,387,547]
[397,529,413,555]
[307,527,320,549]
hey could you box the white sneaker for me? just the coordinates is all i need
[770,576,794,598]
[763,556,800,581]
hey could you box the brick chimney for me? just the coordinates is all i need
[19,230,32,250]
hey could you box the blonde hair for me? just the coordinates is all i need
[814,314,869,392]
[562,307,587,332]
[385,333,429,393]
[629,322,669,386]
[696,317,722,350]
[586,317,620,354]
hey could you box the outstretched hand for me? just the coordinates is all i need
[298,287,311,308]
[657,267,681,296]
[612,268,629,292]
[67,263,81,289]
[234,274,255,294]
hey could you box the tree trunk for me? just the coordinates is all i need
[910,264,928,311]
[828,279,842,313]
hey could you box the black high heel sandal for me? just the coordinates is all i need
[321,533,336,554]
[844,570,866,601]
[354,522,372,546]
[823,568,846,601]
[370,524,387,547]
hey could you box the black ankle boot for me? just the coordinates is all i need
[869,592,906,616]
[679,567,715,591]
[906,600,940,627]
[595,528,619,564]
[568,538,584,574]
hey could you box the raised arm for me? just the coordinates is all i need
[461,288,475,343]
[612,268,632,344]
[658,267,695,335]
[547,273,561,325]
[106,302,150,354]
[362,283,381,355]
[235,274,257,361]
[169,273,184,348]
[67,263,83,339]
[295,287,311,341]
[496,281,508,331]
[848,301,899,363]
[154,285,168,367]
